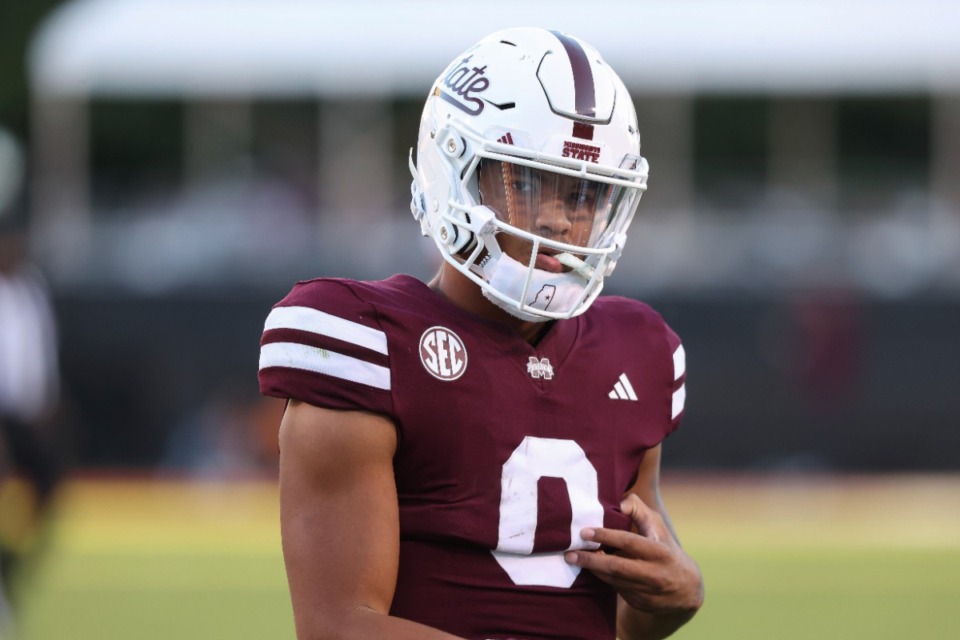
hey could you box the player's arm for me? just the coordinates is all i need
[565,444,703,640]
[279,399,466,640]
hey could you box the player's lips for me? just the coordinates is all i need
[534,252,565,273]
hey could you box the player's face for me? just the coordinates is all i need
[477,159,614,272]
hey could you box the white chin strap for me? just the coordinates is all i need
[483,252,587,322]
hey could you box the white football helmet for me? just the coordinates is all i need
[410,27,648,322]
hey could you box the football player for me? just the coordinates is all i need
[259,27,703,640]
[0,128,65,624]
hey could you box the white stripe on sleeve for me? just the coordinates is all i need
[259,342,391,391]
[672,344,686,381]
[264,306,387,355]
[672,384,686,420]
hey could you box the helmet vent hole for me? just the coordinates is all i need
[500,40,517,46]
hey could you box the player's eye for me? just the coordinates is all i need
[511,179,538,195]
[565,185,598,208]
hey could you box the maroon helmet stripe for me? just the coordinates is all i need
[572,122,595,141]
[550,30,596,118]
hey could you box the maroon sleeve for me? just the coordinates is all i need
[257,279,395,419]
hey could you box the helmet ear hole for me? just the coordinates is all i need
[452,212,477,257]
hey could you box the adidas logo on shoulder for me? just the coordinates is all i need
[608,373,637,401]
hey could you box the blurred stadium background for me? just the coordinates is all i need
[1,1,958,638]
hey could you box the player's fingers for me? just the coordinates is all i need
[621,493,670,544]
[582,526,666,560]
[564,549,663,590]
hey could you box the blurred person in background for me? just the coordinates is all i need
[0,127,65,629]
[258,28,702,640]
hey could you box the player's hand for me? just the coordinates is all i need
[564,493,703,615]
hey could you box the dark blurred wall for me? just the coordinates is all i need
[658,293,960,471]
[52,288,960,472]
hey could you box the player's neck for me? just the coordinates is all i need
[428,265,552,345]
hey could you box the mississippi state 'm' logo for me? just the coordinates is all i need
[419,326,468,381]
[526,357,554,380]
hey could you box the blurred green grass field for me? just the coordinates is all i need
[10,473,960,640]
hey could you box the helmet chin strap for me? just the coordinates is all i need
[483,252,587,322]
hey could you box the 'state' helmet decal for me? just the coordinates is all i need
[440,56,491,116]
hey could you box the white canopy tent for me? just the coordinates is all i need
[25,0,960,292]
[30,0,960,97]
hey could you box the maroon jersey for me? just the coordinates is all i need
[259,274,686,640]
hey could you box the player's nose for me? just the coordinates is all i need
[535,201,572,238]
